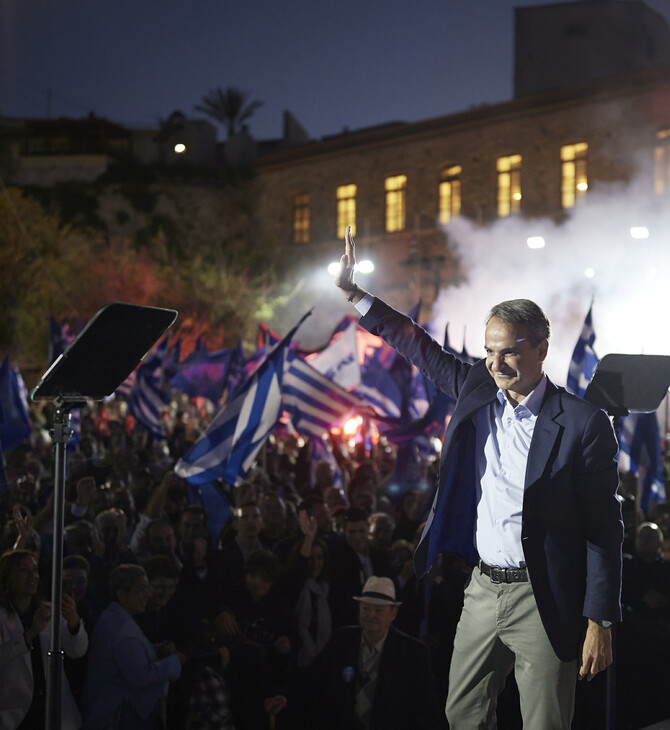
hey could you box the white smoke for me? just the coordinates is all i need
[429,176,670,388]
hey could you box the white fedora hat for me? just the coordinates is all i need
[353,576,402,606]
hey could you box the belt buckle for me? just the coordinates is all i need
[489,566,504,584]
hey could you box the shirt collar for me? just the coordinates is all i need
[496,373,547,416]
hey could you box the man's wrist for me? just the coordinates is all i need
[589,618,613,629]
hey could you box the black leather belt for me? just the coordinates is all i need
[479,560,529,584]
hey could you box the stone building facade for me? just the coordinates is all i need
[254,2,670,317]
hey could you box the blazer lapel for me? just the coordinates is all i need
[524,380,564,495]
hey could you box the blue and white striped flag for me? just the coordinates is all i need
[282,349,364,438]
[175,312,311,486]
[126,336,170,440]
[618,412,666,513]
[567,305,598,397]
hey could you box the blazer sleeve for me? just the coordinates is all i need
[576,406,623,621]
[113,634,181,688]
[359,298,472,399]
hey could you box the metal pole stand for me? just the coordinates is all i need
[45,399,82,730]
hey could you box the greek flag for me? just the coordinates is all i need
[567,305,598,397]
[175,312,311,486]
[282,349,363,438]
[126,337,170,440]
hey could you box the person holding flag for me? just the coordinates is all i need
[334,227,622,729]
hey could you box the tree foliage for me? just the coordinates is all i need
[194,87,263,138]
[0,178,286,384]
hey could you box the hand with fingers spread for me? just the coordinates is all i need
[334,226,366,304]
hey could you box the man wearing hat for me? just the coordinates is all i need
[316,576,445,729]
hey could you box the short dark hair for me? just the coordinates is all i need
[343,507,369,525]
[143,555,180,582]
[244,549,280,584]
[63,554,90,576]
[109,564,146,599]
[181,505,208,526]
[487,299,551,346]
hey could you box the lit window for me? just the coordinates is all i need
[439,165,462,224]
[561,143,588,208]
[385,175,407,232]
[654,129,670,194]
[293,193,310,244]
[337,184,357,238]
[497,155,522,217]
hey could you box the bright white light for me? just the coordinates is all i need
[174,143,186,154]
[527,236,546,250]
[576,181,588,192]
[630,226,649,239]
[584,267,596,279]
[343,416,362,435]
[327,260,375,276]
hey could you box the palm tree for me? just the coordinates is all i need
[194,87,263,138]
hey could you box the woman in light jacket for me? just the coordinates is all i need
[0,548,88,729]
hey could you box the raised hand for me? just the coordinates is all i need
[334,226,363,303]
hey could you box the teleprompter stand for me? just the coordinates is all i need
[583,353,670,730]
[30,302,177,730]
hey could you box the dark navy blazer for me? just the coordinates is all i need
[360,298,623,662]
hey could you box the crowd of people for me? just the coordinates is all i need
[0,391,668,729]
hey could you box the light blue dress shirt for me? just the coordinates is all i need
[475,375,547,568]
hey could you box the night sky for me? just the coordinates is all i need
[4,0,670,141]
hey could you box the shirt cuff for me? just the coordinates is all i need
[355,293,374,316]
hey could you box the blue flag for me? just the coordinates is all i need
[567,306,598,397]
[171,346,238,404]
[126,337,170,440]
[0,355,32,452]
[174,311,311,486]
[618,412,666,514]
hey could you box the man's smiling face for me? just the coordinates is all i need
[484,316,548,403]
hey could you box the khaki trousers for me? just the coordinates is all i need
[446,567,577,729]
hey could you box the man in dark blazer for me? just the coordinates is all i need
[317,576,445,729]
[328,507,394,628]
[334,228,623,729]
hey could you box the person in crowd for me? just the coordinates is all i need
[62,554,100,712]
[214,549,294,730]
[259,493,290,548]
[84,564,183,729]
[368,513,395,554]
[334,227,622,729]
[137,555,234,730]
[218,501,264,589]
[323,485,349,514]
[294,535,331,664]
[88,508,137,607]
[174,506,227,617]
[328,507,393,629]
[129,471,188,560]
[619,521,670,726]
[0,549,88,729]
[316,575,445,729]
[143,519,181,568]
